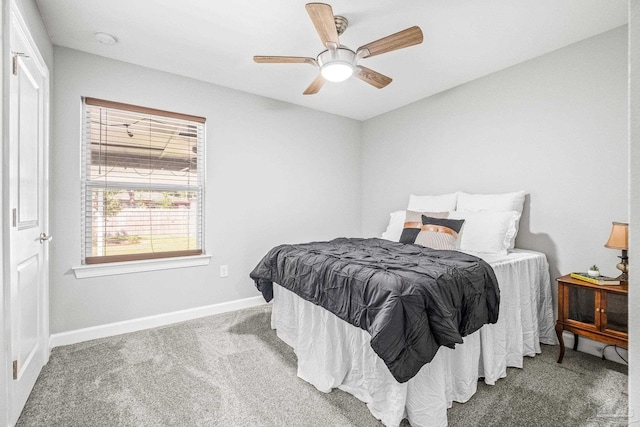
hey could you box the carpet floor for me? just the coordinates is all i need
[17,304,628,426]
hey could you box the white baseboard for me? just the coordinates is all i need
[562,331,628,365]
[48,302,628,366]
[49,296,266,349]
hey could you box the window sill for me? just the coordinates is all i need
[72,254,212,279]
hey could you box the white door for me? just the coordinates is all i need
[6,6,50,426]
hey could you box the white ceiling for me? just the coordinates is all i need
[35,0,628,121]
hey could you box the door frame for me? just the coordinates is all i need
[1,1,50,425]
[1,0,7,424]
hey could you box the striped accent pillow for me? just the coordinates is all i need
[399,210,448,244]
[415,216,465,250]
[400,212,465,250]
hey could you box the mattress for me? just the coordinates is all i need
[270,249,557,427]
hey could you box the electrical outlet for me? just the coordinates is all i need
[220,264,229,278]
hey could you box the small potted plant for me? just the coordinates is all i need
[588,265,600,277]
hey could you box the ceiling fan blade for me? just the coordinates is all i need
[303,75,325,95]
[253,56,317,66]
[357,26,423,58]
[305,3,340,47]
[355,66,392,89]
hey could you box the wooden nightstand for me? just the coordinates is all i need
[555,275,628,363]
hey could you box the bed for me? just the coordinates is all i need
[250,191,558,426]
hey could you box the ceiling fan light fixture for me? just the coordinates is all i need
[321,62,353,82]
[317,47,356,82]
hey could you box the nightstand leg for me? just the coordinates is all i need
[556,323,565,363]
[573,333,579,351]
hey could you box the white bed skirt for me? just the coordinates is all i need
[270,249,557,427]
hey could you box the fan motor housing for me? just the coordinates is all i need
[317,47,356,69]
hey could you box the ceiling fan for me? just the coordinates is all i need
[253,3,424,95]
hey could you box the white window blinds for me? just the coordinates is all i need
[81,97,205,264]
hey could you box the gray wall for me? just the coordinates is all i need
[50,47,362,333]
[361,26,628,280]
[629,0,639,421]
[47,18,633,392]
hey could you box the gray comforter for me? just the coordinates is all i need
[250,237,499,383]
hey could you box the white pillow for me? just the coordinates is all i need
[407,193,458,212]
[456,191,525,249]
[456,191,525,213]
[381,210,406,241]
[448,210,519,255]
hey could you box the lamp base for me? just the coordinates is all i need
[615,251,628,283]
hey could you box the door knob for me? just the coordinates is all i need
[39,233,52,243]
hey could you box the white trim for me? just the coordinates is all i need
[0,2,6,426]
[72,253,212,278]
[9,1,49,80]
[562,331,628,365]
[50,295,266,348]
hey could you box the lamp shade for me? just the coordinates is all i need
[604,222,628,250]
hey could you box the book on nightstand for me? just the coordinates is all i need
[570,272,621,286]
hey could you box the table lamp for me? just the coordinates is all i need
[604,221,628,281]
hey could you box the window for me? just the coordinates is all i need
[81,98,205,264]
